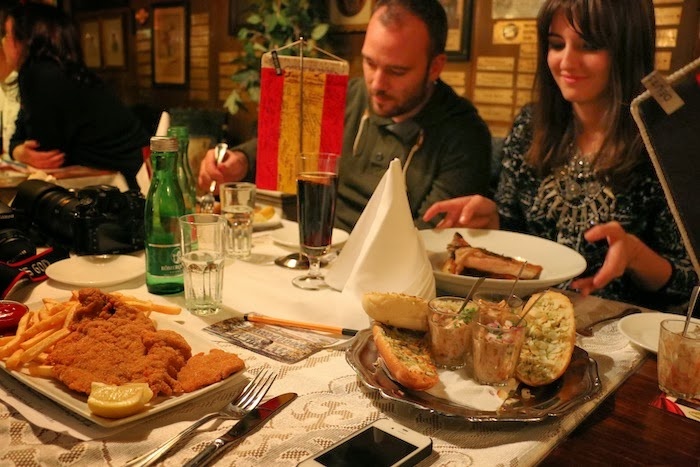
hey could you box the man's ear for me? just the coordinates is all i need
[429,53,447,82]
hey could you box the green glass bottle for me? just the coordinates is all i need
[167,126,197,214]
[145,136,186,294]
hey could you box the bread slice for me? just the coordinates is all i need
[362,292,429,332]
[515,290,576,387]
[372,323,438,391]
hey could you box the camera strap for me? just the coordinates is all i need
[0,246,70,299]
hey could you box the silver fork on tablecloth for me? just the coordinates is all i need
[124,369,277,467]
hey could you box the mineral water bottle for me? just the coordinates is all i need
[167,126,196,213]
[145,136,185,294]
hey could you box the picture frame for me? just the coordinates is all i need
[329,0,373,32]
[229,0,253,35]
[152,3,188,87]
[101,14,126,68]
[441,0,473,60]
[79,19,101,69]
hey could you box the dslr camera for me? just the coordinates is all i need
[12,180,145,255]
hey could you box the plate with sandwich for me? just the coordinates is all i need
[419,228,586,297]
[347,291,601,422]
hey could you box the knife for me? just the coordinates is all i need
[184,392,297,467]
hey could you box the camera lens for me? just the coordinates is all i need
[33,188,80,241]
[0,228,36,263]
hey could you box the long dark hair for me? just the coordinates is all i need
[7,2,99,85]
[527,0,655,183]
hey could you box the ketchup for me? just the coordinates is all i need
[0,300,29,332]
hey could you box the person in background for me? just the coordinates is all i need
[5,3,148,190]
[198,0,492,232]
[423,0,697,310]
[0,0,18,155]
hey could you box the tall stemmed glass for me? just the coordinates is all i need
[293,152,340,290]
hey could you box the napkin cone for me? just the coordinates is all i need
[325,158,435,303]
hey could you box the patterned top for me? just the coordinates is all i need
[495,106,696,309]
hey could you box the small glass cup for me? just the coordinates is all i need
[658,319,700,399]
[220,182,256,259]
[179,214,226,316]
[472,309,527,386]
[473,292,524,321]
[427,296,475,369]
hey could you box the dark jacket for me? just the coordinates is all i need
[10,59,149,190]
[235,78,492,232]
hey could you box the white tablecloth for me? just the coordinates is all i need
[0,224,648,466]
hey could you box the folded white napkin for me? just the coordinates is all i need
[155,111,170,136]
[325,158,436,303]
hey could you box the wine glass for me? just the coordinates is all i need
[292,152,340,290]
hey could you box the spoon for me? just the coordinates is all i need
[457,277,486,315]
[200,143,228,213]
[682,285,699,337]
[506,261,527,303]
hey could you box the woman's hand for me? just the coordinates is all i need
[423,195,500,229]
[13,140,64,169]
[570,221,672,296]
[197,148,249,193]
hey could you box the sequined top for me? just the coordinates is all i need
[495,106,696,309]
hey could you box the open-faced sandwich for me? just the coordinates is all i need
[362,292,439,391]
[515,290,576,386]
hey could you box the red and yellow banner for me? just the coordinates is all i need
[255,54,348,193]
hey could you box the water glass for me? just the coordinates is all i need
[427,296,473,369]
[658,319,700,399]
[220,182,256,259]
[179,214,226,315]
[293,152,340,290]
[472,309,527,386]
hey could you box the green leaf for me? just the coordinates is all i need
[311,23,329,41]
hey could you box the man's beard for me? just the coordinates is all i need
[369,73,432,119]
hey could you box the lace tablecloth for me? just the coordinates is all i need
[0,233,649,466]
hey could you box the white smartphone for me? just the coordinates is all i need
[297,419,433,467]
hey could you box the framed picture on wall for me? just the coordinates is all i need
[329,0,373,32]
[152,3,188,86]
[440,0,473,60]
[79,19,101,68]
[101,14,126,68]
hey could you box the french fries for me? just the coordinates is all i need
[0,291,182,374]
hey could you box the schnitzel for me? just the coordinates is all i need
[47,289,192,397]
[178,349,245,392]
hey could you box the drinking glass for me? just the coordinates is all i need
[179,213,226,315]
[472,309,527,385]
[658,319,700,399]
[292,152,340,290]
[220,182,256,259]
[427,296,472,369]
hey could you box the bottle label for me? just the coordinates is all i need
[146,243,183,276]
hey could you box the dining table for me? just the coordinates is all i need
[0,219,698,467]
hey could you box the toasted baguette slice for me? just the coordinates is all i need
[515,290,576,386]
[372,323,438,391]
[362,292,429,332]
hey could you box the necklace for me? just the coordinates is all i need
[535,147,616,248]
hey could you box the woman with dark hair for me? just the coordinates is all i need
[5,3,148,189]
[424,0,696,309]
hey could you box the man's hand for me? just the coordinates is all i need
[13,140,65,169]
[197,148,249,193]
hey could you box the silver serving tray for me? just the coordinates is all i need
[346,329,601,422]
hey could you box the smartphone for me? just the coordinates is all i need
[297,419,432,467]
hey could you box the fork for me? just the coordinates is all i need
[124,369,277,467]
[199,143,228,213]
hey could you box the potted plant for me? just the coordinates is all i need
[225,0,331,115]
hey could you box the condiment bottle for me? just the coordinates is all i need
[145,136,185,294]
[167,126,196,213]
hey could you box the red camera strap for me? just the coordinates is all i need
[0,247,70,299]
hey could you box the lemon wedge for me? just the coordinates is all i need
[87,382,154,419]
